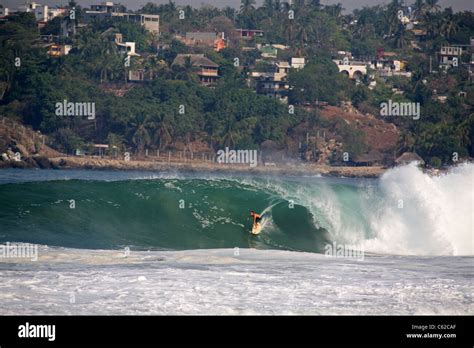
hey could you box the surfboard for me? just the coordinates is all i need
[251,221,262,235]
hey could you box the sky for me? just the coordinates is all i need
[2,0,473,13]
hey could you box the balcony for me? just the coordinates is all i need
[198,69,219,77]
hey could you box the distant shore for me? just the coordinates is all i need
[0,154,387,178]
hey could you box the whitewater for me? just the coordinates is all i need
[0,163,472,314]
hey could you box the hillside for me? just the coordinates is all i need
[0,2,472,168]
[320,105,399,154]
[0,117,62,168]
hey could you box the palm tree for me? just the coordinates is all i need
[274,0,282,12]
[173,56,198,82]
[167,0,177,12]
[99,58,113,83]
[386,0,402,37]
[82,32,121,83]
[325,3,344,19]
[106,133,124,156]
[240,0,256,15]
[280,0,290,12]
[263,0,275,17]
[0,79,9,101]
[132,116,152,155]
[148,31,160,50]
[222,6,236,20]
[352,8,378,39]
[308,0,322,10]
[457,120,471,149]
[424,12,441,39]
[0,53,15,99]
[153,113,173,149]
[199,5,220,22]
[425,0,441,13]
[295,16,311,53]
[393,23,409,49]
[205,121,222,151]
[397,132,415,154]
[294,0,307,11]
[154,1,177,28]
[413,0,426,19]
[145,55,164,80]
[440,15,459,39]
[222,121,237,148]
[99,42,120,83]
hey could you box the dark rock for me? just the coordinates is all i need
[33,156,53,169]
[24,157,39,168]
[11,161,29,169]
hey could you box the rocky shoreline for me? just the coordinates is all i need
[0,154,386,178]
[0,116,387,178]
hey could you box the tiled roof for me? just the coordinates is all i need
[173,54,219,68]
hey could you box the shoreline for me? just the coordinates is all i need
[0,155,387,178]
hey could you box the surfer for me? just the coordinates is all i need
[250,211,262,230]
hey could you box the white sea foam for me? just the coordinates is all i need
[0,247,471,315]
[363,163,473,256]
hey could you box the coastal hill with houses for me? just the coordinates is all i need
[0,1,472,170]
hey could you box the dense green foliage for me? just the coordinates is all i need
[0,0,473,165]
[288,56,351,105]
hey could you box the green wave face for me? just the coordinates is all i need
[0,178,332,253]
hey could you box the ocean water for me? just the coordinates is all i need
[0,163,472,314]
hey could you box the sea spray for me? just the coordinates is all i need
[362,162,473,256]
[232,164,473,256]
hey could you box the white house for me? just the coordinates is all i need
[17,1,40,12]
[257,72,289,103]
[17,2,46,20]
[276,61,291,75]
[333,59,371,79]
[0,7,9,17]
[291,57,305,70]
[47,8,66,21]
[34,4,48,21]
[85,2,159,34]
[117,42,138,56]
[90,1,122,13]
[439,46,463,68]
[250,58,304,103]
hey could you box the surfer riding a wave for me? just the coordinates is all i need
[250,211,263,234]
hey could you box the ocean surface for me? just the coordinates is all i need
[0,163,472,314]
